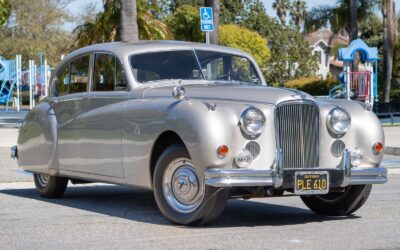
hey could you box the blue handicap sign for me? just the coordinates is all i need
[200,7,213,31]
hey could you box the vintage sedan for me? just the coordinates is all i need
[12,41,387,225]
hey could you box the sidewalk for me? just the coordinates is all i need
[383,126,400,155]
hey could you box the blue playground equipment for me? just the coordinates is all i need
[0,56,21,111]
[0,54,51,111]
[329,39,379,108]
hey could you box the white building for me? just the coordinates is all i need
[304,29,349,79]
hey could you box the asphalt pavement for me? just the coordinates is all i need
[0,175,399,249]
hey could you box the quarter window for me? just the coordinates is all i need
[70,55,90,94]
[93,53,128,91]
[57,65,70,96]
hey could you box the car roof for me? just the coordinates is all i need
[66,40,252,60]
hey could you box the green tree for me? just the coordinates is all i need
[305,0,379,44]
[0,0,10,26]
[272,0,291,25]
[290,0,307,29]
[219,24,271,71]
[0,0,73,66]
[74,0,172,48]
[166,5,204,42]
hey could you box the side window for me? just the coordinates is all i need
[116,60,128,90]
[70,55,90,94]
[57,65,70,96]
[93,53,128,91]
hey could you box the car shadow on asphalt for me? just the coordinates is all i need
[0,184,359,227]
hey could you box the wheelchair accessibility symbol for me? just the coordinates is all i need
[200,7,213,31]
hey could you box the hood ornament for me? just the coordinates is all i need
[172,85,186,100]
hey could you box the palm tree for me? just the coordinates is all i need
[121,0,139,42]
[305,0,379,45]
[382,0,397,103]
[204,0,220,45]
[272,0,291,25]
[290,0,307,29]
[73,0,172,48]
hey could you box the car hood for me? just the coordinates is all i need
[140,83,315,105]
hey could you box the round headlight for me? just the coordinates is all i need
[239,107,266,137]
[327,107,351,136]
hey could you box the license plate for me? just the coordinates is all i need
[294,171,329,195]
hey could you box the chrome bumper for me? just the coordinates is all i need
[204,149,388,188]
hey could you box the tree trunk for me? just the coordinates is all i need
[350,0,359,72]
[121,0,139,43]
[383,0,396,103]
[204,0,219,45]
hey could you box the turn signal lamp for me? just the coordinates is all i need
[373,143,384,154]
[217,145,229,158]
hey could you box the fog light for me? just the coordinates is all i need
[350,148,363,166]
[235,149,253,168]
[217,145,229,158]
[373,142,383,154]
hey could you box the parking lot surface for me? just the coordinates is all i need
[0,174,399,249]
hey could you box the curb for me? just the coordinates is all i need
[385,147,400,156]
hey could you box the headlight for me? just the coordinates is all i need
[239,107,266,137]
[327,107,351,136]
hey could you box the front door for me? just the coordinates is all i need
[78,53,130,178]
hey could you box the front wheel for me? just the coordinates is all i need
[300,184,372,216]
[33,173,68,198]
[153,144,229,226]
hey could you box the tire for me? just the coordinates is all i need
[301,184,372,216]
[33,173,68,198]
[153,144,229,226]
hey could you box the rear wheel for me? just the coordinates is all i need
[33,173,68,198]
[301,184,372,216]
[153,144,229,226]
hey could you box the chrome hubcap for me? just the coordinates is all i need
[37,174,50,187]
[163,158,204,213]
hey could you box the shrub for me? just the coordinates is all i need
[284,76,339,96]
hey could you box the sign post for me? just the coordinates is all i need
[200,7,213,44]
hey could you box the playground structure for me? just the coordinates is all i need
[329,39,379,108]
[0,54,51,111]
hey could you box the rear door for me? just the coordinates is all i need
[51,54,91,171]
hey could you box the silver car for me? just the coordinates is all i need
[12,41,387,225]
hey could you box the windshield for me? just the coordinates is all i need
[130,50,262,85]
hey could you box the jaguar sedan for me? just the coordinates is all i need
[12,41,387,225]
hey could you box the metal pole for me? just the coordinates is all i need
[16,55,20,111]
[33,61,36,107]
[206,31,210,44]
[44,59,48,97]
[29,60,33,109]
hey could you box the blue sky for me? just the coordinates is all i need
[65,0,400,31]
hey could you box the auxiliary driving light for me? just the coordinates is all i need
[235,149,253,168]
[350,148,363,166]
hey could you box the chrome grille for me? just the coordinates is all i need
[275,101,319,169]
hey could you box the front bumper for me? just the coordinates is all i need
[204,149,387,188]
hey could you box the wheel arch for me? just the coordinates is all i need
[149,130,186,185]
